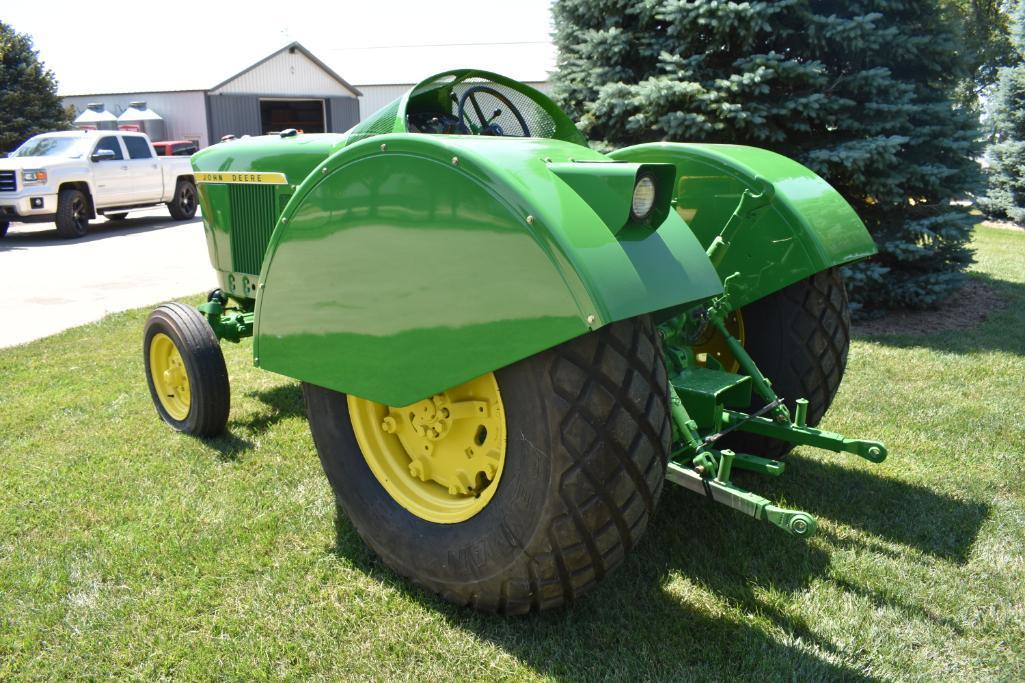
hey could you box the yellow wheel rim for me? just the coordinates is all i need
[348,372,507,524]
[149,332,191,421]
[692,309,746,372]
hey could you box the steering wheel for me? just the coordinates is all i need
[456,86,531,137]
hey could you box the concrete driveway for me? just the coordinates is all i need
[0,207,216,348]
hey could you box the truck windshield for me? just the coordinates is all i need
[12,136,85,158]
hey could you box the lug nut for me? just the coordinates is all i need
[380,417,397,434]
[409,458,430,481]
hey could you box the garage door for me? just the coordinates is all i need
[259,99,325,134]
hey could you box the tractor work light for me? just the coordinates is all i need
[631,174,657,221]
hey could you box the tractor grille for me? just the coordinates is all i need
[0,171,16,192]
[228,184,277,276]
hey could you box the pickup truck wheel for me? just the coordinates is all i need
[105,212,128,221]
[304,315,671,614]
[167,179,197,220]
[55,188,90,238]
[143,302,230,437]
[723,268,851,459]
[0,221,8,238]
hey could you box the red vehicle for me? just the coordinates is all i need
[151,140,199,157]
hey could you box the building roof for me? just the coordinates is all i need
[59,40,552,97]
[208,42,361,96]
[59,42,361,97]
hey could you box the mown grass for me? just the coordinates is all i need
[1,226,1023,681]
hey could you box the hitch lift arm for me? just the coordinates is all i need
[661,192,887,538]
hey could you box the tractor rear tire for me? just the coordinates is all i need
[726,268,851,459]
[304,316,671,614]
[143,302,230,437]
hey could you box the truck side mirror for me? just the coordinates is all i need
[91,149,116,162]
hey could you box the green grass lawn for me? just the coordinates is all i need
[1,225,1023,681]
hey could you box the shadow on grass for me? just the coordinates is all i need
[328,486,885,680]
[244,383,306,432]
[739,457,988,564]
[204,383,306,460]
[326,447,988,679]
[852,274,1025,357]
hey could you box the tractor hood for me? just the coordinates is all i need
[191,132,349,188]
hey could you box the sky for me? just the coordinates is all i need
[5,0,558,95]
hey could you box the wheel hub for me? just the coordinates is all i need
[348,373,507,523]
[149,333,191,421]
[385,393,499,496]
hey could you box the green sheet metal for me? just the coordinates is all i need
[191,133,349,297]
[253,134,723,406]
[609,143,877,308]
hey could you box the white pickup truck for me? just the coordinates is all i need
[0,130,197,239]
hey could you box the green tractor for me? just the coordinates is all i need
[143,70,885,614]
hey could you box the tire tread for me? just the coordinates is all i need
[314,317,670,614]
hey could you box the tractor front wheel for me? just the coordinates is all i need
[143,302,230,436]
[304,316,671,614]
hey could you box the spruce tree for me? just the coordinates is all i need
[980,0,1025,224]
[0,22,71,153]
[552,1,983,310]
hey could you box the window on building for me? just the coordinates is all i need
[94,136,124,160]
[123,136,153,159]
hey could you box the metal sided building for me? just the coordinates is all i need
[61,43,362,149]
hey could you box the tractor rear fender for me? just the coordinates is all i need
[253,134,722,406]
[609,143,877,308]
